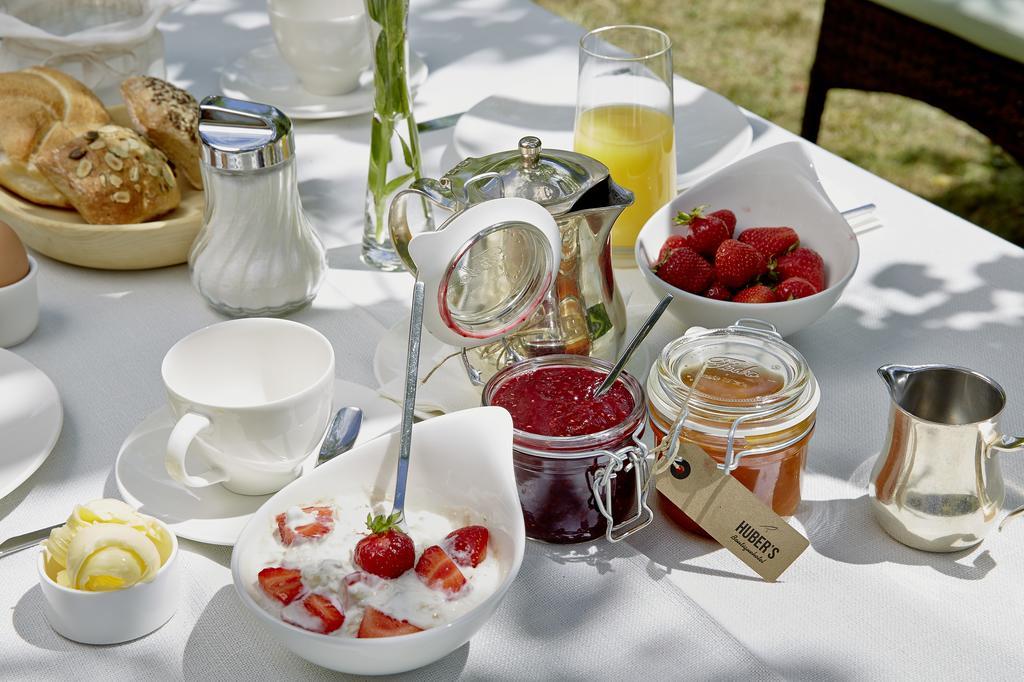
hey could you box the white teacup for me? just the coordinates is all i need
[162,318,335,496]
[267,0,371,96]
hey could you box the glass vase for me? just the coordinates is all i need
[362,0,425,271]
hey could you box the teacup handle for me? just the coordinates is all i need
[996,435,1024,531]
[165,412,229,488]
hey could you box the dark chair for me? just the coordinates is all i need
[802,0,1024,164]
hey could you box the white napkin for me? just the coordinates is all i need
[377,329,483,416]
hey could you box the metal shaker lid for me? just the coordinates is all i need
[198,96,294,171]
[449,136,609,215]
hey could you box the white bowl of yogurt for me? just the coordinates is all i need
[230,406,525,675]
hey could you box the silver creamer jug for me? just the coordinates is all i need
[389,136,633,380]
[870,364,1024,552]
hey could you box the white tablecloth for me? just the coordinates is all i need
[2,0,1023,679]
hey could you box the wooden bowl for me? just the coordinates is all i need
[0,105,203,270]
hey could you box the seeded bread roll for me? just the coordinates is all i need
[36,124,181,224]
[120,76,202,190]
[0,67,110,207]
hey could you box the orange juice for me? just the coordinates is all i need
[573,104,676,257]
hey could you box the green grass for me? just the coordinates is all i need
[536,0,1024,245]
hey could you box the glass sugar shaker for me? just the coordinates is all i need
[189,96,326,316]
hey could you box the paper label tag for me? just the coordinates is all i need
[656,442,809,581]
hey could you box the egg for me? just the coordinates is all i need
[0,221,30,288]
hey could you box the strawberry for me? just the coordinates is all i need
[775,276,818,300]
[674,206,730,256]
[258,566,304,605]
[276,506,334,546]
[415,545,467,594]
[654,245,713,294]
[283,593,344,634]
[354,512,415,579]
[714,239,767,289]
[443,526,489,567]
[776,247,825,291]
[738,227,799,259]
[707,208,737,236]
[732,285,779,303]
[357,607,424,638]
[657,234,692,262]
[703,280,732,301]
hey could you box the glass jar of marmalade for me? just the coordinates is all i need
[646,320,819,535]
[482,355,652,544]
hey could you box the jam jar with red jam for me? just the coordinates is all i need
[482,355,652,543]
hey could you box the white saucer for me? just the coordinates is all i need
[220,42,429,120]
[0,349,62,501]
[114,379,401,545]
[451,80,752,188]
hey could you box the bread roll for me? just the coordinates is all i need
[36,124,181,224]
[121,76,202,190]
[0,67,110,207]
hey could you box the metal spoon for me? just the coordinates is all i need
[593,294,674,398]
[316,406,363,466]
[390,280,427,526]
[0,406,364,560]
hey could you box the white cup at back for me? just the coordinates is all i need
[267,0,371,96]
[161,318,335,495]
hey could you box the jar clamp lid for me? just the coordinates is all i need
[198,96,294,171]
[648,319,820,471]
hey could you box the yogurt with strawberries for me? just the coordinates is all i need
[248,498,501,638]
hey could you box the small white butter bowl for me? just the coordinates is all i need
[0,254,39,348]
[37,520,180,645]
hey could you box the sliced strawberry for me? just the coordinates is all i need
[776,276,818,300]
[714,239,768,289]
[283,593,344,634]
[354,512,415,579]
[443,526,489,567]
[657,234,692,261]
[674,206,730,256]
[653,245,713,294]
[775,247,826,291]
[732,284,779,304]
[357,607,424,638]
[341,571,386,611]
[415,545,467,594]
[276,506,334,546]
[258,566,304,605]
[738,227,799,259]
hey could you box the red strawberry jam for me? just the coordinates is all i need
[483,356,647,544]
[490,366,636,437]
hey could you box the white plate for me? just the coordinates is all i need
[0,349,62,501]
[220,42,428,120]
[452,81,752,188]
[114,379,402,545]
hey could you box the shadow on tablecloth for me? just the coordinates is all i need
[178,540,783,681]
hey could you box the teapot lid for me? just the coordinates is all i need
[448,136,609,214]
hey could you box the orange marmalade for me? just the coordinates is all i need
[646,321,820,536]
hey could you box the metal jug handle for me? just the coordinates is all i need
[388,178,454,273]
[995,435,1024,531]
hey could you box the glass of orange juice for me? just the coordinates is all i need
[573,25,675,267]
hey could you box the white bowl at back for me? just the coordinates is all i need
[231,407,525,676]
[635,141,859,336]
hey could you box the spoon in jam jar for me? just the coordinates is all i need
[593,294,673,398]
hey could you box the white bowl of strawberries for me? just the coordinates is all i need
[231,407,525,676]
[635,142,859,336]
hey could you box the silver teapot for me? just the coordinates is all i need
[389,136,634,380]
